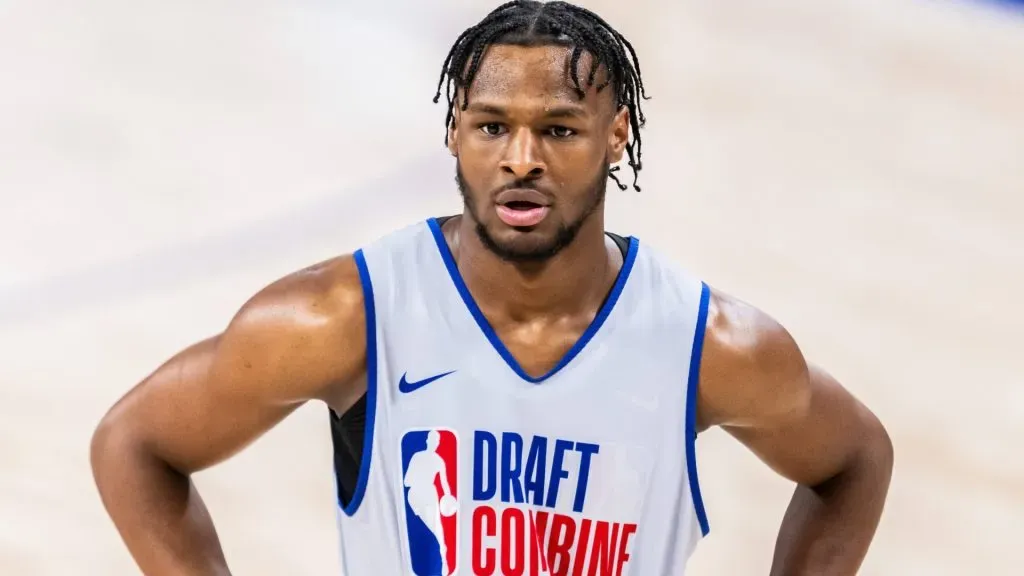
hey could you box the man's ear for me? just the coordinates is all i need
[447,96,462,157]
[447,118,459,157]
[607,106,630,165]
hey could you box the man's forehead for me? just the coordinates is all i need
[464,44,610,104]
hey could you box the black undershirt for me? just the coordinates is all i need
[330,218,631,506]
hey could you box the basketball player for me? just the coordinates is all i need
[90,2,893,574]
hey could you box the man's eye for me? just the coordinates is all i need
[549,126,576,138]
[480,123,505,136]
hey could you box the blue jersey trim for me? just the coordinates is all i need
[685,281,711,537]
[426,217,639,384]
[340,249,378,516]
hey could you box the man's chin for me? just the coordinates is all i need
[474,221,570,263]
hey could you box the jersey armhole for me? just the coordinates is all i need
[333,249,378,517]
[685,281,711,537]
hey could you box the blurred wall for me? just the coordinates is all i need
[1,1,1021,574]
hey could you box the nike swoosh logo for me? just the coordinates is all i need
[398,370,456,394]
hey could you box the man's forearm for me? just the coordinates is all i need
[769,435,894,575]
[91,426,231,576]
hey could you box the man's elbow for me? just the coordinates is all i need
[813,364,894,484]
[867,414,894,480]
[90,403,144,486]
[808,414,893,506]
[847,408,894,496]
[91,410,123,478]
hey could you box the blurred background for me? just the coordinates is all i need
[1,0,1022,574]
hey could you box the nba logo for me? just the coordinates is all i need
[401,428,459,575]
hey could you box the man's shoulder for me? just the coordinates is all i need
[705,289,789,352]
[229,254,366,339]
[238,218,437,327]
[703,287,803,379]
[696,287,810,429]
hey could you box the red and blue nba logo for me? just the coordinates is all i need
[401,428,460,575]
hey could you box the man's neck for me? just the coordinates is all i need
[444,214,621,322]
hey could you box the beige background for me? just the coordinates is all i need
[1,0,1022,574]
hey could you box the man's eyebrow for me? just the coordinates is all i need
[464,102,507,116]
[463,102,589,119]
[543,105,589,119]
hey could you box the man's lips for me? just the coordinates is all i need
[495,187,551,207]
[496,204,550,227]
[492,188,550,227]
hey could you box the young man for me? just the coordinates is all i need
[90,2,893,574]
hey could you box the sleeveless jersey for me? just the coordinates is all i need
[331,217,711,576]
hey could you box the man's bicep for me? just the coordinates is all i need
[723,365,867,488]
[698,289,868,487]
[98,257,368,474]
[110,332,302,474]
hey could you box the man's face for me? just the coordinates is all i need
[448,44,630,262]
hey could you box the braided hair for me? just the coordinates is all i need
[433,0,651,192]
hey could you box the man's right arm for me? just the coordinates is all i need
[89,255,368,576]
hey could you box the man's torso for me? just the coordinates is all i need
[329,218,710,575]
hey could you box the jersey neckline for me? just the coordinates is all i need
[425,216,639,384]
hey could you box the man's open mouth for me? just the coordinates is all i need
[501,200,542,210]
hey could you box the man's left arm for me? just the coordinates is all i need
[697,289,894,576]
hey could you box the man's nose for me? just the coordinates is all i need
[499,128,546,179]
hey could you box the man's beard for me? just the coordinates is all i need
[455,162,608,264]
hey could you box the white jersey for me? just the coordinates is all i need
[333,218,711,575]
